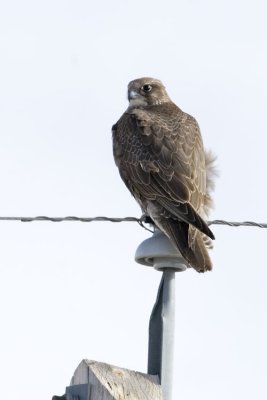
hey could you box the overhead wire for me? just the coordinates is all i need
[0,216,266,230]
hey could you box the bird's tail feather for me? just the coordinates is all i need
[158,218,213,272]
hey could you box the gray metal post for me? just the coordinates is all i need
[135,229,188,400]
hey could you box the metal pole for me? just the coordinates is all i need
[148,270,176,400]
[135,229,188,400]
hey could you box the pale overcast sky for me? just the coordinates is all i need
[0,1,267,399]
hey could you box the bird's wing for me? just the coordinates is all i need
[112,105,213,238]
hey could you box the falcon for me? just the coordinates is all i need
[112,77,216,272]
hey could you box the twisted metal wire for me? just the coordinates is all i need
[208,220,267,228]
[0,216,266,229]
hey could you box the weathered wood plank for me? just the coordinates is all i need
[67,359,163,400]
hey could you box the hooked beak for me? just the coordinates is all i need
[128,90,139,101]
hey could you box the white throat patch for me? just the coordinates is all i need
[128,97,147,107]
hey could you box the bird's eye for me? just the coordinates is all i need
[142,84,152,92]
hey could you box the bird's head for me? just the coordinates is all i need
[127,77,171,107]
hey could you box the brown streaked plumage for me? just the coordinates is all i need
[112,77,216,272]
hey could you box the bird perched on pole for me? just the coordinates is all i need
[112,77,216,272]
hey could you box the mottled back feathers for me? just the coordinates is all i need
[113,77,216,272]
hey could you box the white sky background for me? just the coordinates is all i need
[0,1,267,399]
